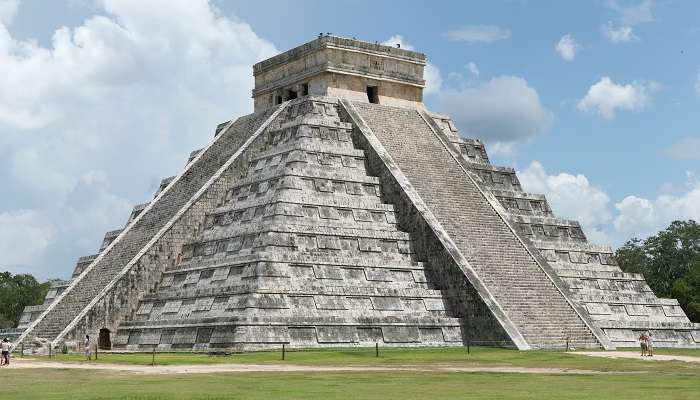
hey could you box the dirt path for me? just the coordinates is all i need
[5,359,612,375]
[573,351,700,363]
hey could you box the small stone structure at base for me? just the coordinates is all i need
[11,36,700,353]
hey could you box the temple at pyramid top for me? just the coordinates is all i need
[252,35,427,111]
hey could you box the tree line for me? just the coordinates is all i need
[0,272,50,329]
[616,220,700,322]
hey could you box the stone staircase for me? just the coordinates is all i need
[347,101,604,349]
[428,108,700,348]
[15,106,280,345]
[111,97,466,351]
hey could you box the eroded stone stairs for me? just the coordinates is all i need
[347,101,604,349]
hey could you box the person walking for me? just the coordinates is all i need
[1,338,11,366]
[646,332,654,357]
[84,335,92,361]
[638,332,648,357]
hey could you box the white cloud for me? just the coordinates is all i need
[436,76,552,143]
[0,0,18,25]
[613,196,656,238]
[614,178,700,240]
[383,35,411,50]
[466,62,480,78]
[555,34,579,62]
[444,25,511,44]
[610,0,655,26]
[518,161,612,243]
[601,21,638,43]
[0,209,53,267]
[445,63,479,85]
[664,137,700,160]
[0,0,277,279]
[382,35,441,95]
[517,161,700,246]
[577,76,655,119]
[423,63,442,95]
[601,1,654,44]
[485,142,516,159]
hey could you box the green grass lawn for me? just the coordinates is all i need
[3,368,699,400]
[26,346,700,374]
[8,347,699,399]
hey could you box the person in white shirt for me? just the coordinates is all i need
[84,335,92,361]
[1,338,11,366]
[646,332,654,357]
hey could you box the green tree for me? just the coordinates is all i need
[616,220,700,322]
[0,272,50,329]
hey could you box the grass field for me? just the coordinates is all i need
[4,347,700,399]
[26,346,700,372]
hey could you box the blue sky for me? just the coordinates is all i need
[1,0,699,280]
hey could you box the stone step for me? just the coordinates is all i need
[212,190,394,216]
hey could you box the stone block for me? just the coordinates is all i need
[317,326,357,343]
[372,297,403,311]
[419,328,445,342]
[173,328,197,345]
[423,298,446,311]
[234,326,289,343]
[442,326,463,342]
[355,327,382,342]
[136,303,153,315]
[162,300,182,314]
[315,296,346,310]
[289,327,317,344]
[586,303,612,315]
[314,265,343,279]
[382,326,420,343]
[625,304,648,316]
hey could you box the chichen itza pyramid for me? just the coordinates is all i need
[12,36,700,352]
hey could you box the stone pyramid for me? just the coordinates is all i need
[13,36,699,351]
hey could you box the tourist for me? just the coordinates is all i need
[646,332,654,357]
[639,332,648,356]
[85,335,92,361]
[1,338,11,366]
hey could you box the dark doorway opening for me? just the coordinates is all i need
[286,89,298,100]
[366,86,379,103]
[98,328,112,350]
[275,95,283,105]
[302,83,309,96]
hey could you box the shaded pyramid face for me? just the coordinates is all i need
[113,98,468,350]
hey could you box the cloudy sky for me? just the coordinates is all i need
[1,0,699,280]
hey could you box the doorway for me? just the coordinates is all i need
[98,328,112,350]
[366,86,379,103]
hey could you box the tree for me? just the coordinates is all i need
[0,272,50,329]
[616,220,700,322]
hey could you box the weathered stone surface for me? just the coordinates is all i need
[112,97,465,351]
[12,36,699,352]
